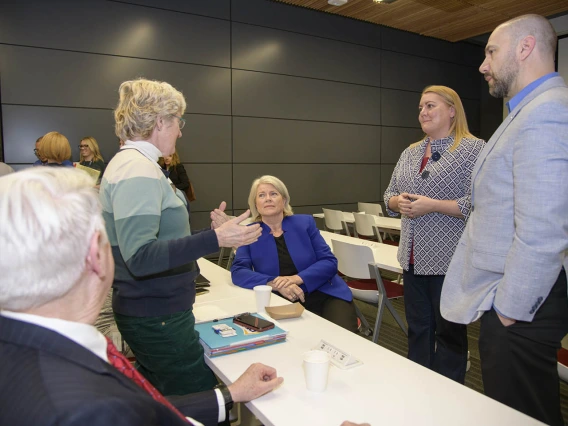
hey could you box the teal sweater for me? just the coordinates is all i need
[99,146,218,317]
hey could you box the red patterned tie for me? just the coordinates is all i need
[105,337,189,423]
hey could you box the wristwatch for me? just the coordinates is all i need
[214,384,234,412]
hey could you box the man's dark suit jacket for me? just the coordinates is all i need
[0,316,220,426]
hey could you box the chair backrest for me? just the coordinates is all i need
[331,239,374,279]
[353,212,375,238]
[358,202,384,217]
[322,208,346,232]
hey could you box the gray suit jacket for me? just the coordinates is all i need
[441,75,568,324]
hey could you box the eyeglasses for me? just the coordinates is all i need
[78,145,89,149]
[34,148,39,154]
[171,115,186,130]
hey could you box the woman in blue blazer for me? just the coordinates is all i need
[231,175,358,332]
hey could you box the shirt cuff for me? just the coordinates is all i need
[493,305,513,320]
[215,388,226,423]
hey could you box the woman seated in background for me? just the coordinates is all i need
[231,175,358,333]
[39,131,73,167]
[158,150,195,201]
[79,136,105,174]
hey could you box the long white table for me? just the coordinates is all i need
[195,259,542,426]
[320,230,402,274]
[313,212,401,232]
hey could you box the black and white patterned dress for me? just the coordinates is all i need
[384,135,485,275]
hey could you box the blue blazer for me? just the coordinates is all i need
[231,214,352,301]
[0,315,220,426]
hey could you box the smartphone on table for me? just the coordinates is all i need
[233,313,275,332]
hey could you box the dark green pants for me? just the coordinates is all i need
[114,309,217,396]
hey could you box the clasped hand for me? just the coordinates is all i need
[397,192,434,219]
[268,276,305,302]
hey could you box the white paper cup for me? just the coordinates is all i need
[303,350,331,392]
[253,285,272,313]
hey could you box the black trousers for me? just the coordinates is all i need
[479,270,568,426]
[403,265,468,383]
[302,291,359,334]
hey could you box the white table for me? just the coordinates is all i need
[195,259,542,426]
[313,212,401,232]
[320,230,402,274]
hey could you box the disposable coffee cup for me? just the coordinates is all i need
[303,350,331,392]
[253,285,272,313]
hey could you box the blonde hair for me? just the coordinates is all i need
[248,175,294,222]
[158,151,181,168]
[79,136,104,163]
[415,85,476,151]
[114,78,187,141]
[40,131,72,163]
[0,167,106,311]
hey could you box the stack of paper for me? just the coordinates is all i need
[195,314,288,358]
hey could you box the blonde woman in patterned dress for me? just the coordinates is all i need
[384,85,485,384]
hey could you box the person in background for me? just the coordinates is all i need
[38,131,74,167]
[384,85,485,383]
[158,150,193,198]
[441,14,568,425]
[0,162,15,177]
[100,78,262,396]
[33,136,47,166]
[79,136,106,174]
[231,175,358,333]
[0,167,282,426]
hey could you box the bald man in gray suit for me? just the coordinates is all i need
[441,14,568,426]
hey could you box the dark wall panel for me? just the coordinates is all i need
[122,0,231,19]
[178,115,232,163]
[233,117,380,163]
[233,164,383,210]
[231,0,382,49]
[382,51,480,99]
[381,127,424,164]
[232,70,381,125]
[0,0,230,67]
[232,23,381,86]
[0,45,231,115]
[2,105,116,164]
[381,89,421,128]
[184,164,232,212]
[381,26,484,68]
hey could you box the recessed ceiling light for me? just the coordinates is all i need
[328,0,348,5]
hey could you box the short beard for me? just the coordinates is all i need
[488,55,518,98]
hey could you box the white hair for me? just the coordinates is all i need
[0,167,106,311]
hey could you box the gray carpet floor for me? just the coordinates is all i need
[355,289,568,425]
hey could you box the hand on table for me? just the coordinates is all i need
[341,422,371,426]
[270,275,303,289]
[270,282,305,303]
[228,363,283,403]
[214,210,261,248]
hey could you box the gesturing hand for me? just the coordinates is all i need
[228,363,283,403]
[214,210,262,248]
[210,201,230,229]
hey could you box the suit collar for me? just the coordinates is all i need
[0,315,116,376]
[471,76,567,203]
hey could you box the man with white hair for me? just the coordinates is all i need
[441,14,568,425]
[0,167,283,426]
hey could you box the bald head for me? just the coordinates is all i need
[497,14,557,61]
